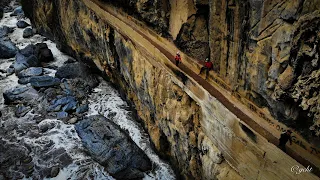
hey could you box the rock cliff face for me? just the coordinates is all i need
[97,0,320,142]
[22,0,320,179]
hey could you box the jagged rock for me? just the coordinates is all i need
[278,66,295,90]
[0,39,18,58]
[14,53,39,74]
[55,62,99,88]
[48,96,77,112]
[0,26,14,38]
[19,43,54,63]
[3,86,39,105]
[29,75,60,88]
[15,104,31,117]
[23,28,33,38]
[75,115,152,179]
[36,43,54,62]
[10,6,23,16]
[20,44,35,57]
[18,67,43,78]
[16,20,30,28]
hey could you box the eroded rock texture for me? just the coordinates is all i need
[100,0,170,34]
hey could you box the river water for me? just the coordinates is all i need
[0,2,175,179]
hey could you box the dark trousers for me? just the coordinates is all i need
[175,60,180,66]
[278,143,286,152]
[199,67,211,78]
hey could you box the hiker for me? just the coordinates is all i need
[199,58,213,79]
[175,52,181,66]
[278,129,292,152]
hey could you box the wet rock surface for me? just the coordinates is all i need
[18,67,43,78]
[22,27,33,38]
[29,75,60,87]
[10,6,23,16]
[3,86,39,105]
[75,115,152,179]
[16,20,29,28]
[0,26,13,37]
[0,39,17,58]
[55,62,99,88]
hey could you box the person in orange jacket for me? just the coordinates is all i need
[175,52,181,66]
[199,58,213,79]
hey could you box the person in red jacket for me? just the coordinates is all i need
[175,52,181,66]
[199,58,213,79]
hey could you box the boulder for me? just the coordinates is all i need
[14,53,39,74]
[19,43,54,62]
[55,62,99,88]
[36,43,54,62]
[0,26,14,38]
[20,44,35,57]
[0,39,18,58]
[18,67,43,78]
[29,75,60,88]
[75,115,152,179]
[16,20,30,28]
[3,86,39,105]
[23,28,33,38]
[10,6,24,16]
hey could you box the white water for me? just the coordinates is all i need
[88,79,176,180]
[0,2,175,180]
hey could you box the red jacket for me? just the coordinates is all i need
[205,61,213,69]
[175,55,181,62]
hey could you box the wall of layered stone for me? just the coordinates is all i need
[92,0,320,142]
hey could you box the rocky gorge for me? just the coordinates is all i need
[0,0,319,179]
[0,1,175,179]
